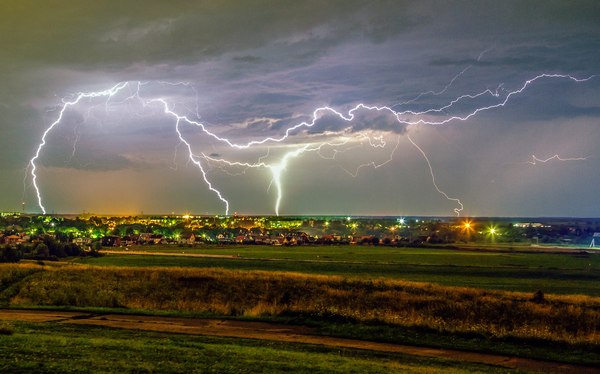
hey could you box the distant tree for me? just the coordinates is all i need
[49,243,67,258]
[0,246,20,263]
[64,243,82,257]
[55,232,69,243]
[34,243,50,259]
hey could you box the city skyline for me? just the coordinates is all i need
[1,1,599,216]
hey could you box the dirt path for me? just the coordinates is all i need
[1,309,597,373]
[100,250,239,259]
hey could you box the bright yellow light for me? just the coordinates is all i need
[488,226,497,235]
[461,220,474,233]
[183,214,191,219]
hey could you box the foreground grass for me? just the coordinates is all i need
[2,263,599,347]
[78,246,600,296]
[1,322,503,373]
[102,245,600,270]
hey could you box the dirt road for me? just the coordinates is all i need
[1,309,597,373]
[100,250,239,259]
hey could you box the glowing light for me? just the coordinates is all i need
[462,220,473,230]
[26,73,598,216]
[526,154,588,165]
[462,220,474,235]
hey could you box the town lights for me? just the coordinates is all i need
[487,226,498,236]
[462,220,474,232]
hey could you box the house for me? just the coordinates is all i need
[101,236,121,247]
[217,233,233,244]
[179,234,195,245]
[150,234,164,244]
[4,235,22,245]
[138,233,153,244]
[73,237,92,246]
[121,236,137,246]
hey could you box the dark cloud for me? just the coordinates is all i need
[0,1,599,215]
[232,56,262,64]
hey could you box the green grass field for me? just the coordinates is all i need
[99,245,600,268]
[0,321,506,373]
[77,245,600,296]
[4,245,599,371]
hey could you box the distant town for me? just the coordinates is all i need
[2,212,600,251]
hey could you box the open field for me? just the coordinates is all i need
[1,262,599,367]
[2,310,597,373]
[0,318,521,374]
[77,245,600,296]
[4,246,600,370]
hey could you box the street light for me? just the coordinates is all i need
[487,225,498,242]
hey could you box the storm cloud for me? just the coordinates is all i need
[1,1,599,216]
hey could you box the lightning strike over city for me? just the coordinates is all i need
[2,1,599,219]
[2,2,600,372]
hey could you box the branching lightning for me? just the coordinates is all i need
[29,82,129,214]
[26,72,597,216]
[526,154,589,165]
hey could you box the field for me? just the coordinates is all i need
[0,321,511,373]
[2,245,600,372]
[80,245,600,296]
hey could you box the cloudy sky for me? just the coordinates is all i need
[1,1,599,216]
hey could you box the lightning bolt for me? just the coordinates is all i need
[29,82,130,214]
[526,154,589,165]
[407,134,463,216]
[393,46,494,109]
[339,136,401,178]
[173,116,230,214]
[27,73,597,216]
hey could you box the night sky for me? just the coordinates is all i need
[1,1,599,216]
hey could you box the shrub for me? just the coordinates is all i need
[0,321,14,335]
[531,290,546,304]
